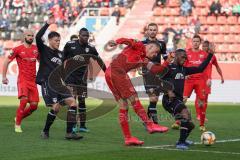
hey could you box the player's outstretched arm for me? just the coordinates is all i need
[35,15,55,51]
[214,59,224,83]
[186,53,213,75]
[2,58,11,84]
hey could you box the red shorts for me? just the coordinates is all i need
[17,80,39,102]
[183,79,206,100]
[105,67,136,101]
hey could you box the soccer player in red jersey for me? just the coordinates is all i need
[2,30,39,133]
[182,35,209,131]
[195,40,224,129]
[105,38,172,146]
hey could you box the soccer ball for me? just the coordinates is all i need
[201,131,216,146]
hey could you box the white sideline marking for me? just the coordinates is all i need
[138,138,240,155]
[140,138,240,149]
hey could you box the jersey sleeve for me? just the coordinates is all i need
[8,47,18,61]
[63,42,71,61]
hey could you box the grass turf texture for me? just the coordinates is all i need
[0,96,240,160]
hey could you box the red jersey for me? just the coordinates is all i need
[110,38,146,72]
[184,49,208,80]
[8,44,39,82]
[205,54,218,80]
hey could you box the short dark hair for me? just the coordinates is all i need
[203,40,210,45]
[48,31,60,39]
[175,48,186,55]
[147,23,158,28]
[70,34,78,40]
[192,34,201,41]
[148,41,160,49]
[79,27,89,33]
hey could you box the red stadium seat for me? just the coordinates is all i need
[230,25,240,34]
[224,34,236,43]
[153,7,161,16]
[154,16,165,24]
[217,16,227,25]
[100,8,109,16]
[168,0,180,7]
[198,16,207,24]
[203,34,213,42]
[227,16,238,24]
[219,25,230,34]
[195,0,208,7]
[120,7,126,16]
[175,16,187,25]
[170,8,180,16]
[229,44,240,53]
[206,16,217,24]
[213,34,224,43]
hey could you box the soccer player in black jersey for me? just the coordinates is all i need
[161,46,214,150]
[142,23,167,124]
[63,28,106,132]
[36,15,82,140]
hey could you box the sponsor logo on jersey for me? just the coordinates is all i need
[51,57,62,65]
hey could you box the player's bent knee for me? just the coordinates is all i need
[30,104,38,112]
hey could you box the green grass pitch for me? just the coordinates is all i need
[0,96,240,160]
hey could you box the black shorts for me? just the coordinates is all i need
[162,95,186,118]
[67,83,88,98]
[41,81,73,107]
[143,72,162,96]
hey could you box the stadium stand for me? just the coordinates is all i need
[0,0,134,57]
[144,0,240,61]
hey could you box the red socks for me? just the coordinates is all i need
[22,104,38,119]
[132,100,151,126]
[119,109,131,139]
[16,99,28,125]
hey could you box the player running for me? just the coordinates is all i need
[105,38,170,146]
[161,47,214,150]
[182,35,209,131]
[195,40,224,129]
[36,15,82,140]
[142,23,167,124]
[2,30,39,133]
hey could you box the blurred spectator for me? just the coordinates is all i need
[180,0,193,17]
[155,0,168,7]
[112,5,121,25]
[16,13,30,29]
[0,14,10,31]
[209,0,222,16]
[189,15,201,34]
[232,3,240,16]
[221,1,232,17]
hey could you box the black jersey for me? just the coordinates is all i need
[162,53,213,100]
[36,23,63,85]
[63,40,106,85]
[142,38,167,63]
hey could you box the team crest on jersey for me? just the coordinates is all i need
[175,73,184,79]
[58,53,62,58]
[85,48,89,53]
[199,54,204,58]
[52,98,57,103]
[33,50,38,54]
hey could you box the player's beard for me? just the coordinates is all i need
[25,38,33,45]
